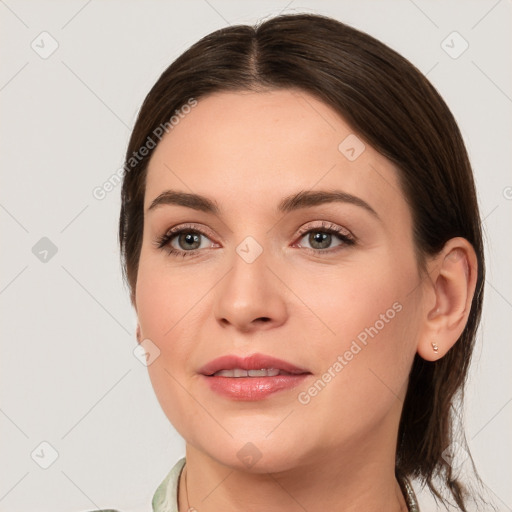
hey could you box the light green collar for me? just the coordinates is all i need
[152,457,186,512]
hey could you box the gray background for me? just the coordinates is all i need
[1,1,511,511]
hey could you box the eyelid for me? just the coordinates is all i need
[295,220,354,240]
[163,222,218,242]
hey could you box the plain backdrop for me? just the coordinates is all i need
[1,1,511,511]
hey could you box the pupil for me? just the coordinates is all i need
[180,232,200,250]
[310,231,331,249]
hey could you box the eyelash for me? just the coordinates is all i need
[153,221,356,259]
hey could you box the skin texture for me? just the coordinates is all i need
[134,90,477,512]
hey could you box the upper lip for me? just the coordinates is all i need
[199,353,311,376]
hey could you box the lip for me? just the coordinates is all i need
[198,353,312,401]
[201,374,310,400]
[198,353,310,376]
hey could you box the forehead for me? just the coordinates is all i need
[144,89,409,226]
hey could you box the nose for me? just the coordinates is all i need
[213,244,288,333]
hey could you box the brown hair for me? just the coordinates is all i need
[119,13,485,510]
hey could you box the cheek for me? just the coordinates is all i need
[286,254,412,349]
[135,252,195,386]
[135,255,202,434]
[289,254,419,419]
[135,246,204,340]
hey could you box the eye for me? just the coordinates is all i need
[154,223,217,258]
[295,221,355,253]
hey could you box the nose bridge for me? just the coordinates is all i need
[213,232,287,330]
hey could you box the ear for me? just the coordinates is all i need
[417,237,478,361]
[136,323,142,344]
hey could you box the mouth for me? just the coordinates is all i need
[209,368,301,378]
[198,353,312,401]
[199,352,311,377]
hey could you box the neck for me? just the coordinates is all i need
[179,438,408,512]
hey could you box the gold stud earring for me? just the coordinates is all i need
[431,342,439,353]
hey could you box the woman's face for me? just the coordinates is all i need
[136,89,427,472]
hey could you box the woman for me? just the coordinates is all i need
[117,13,485,512]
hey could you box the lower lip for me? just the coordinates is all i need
[201,374,310,400]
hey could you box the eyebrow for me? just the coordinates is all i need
[147,190,220,215]
[147,189,379,219]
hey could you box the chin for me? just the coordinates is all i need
[197,434,311,474]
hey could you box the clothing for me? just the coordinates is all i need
[150,457,420,512]
[152,457,186,512]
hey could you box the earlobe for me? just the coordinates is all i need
[418,338,444,361]
[417,238,478,361]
